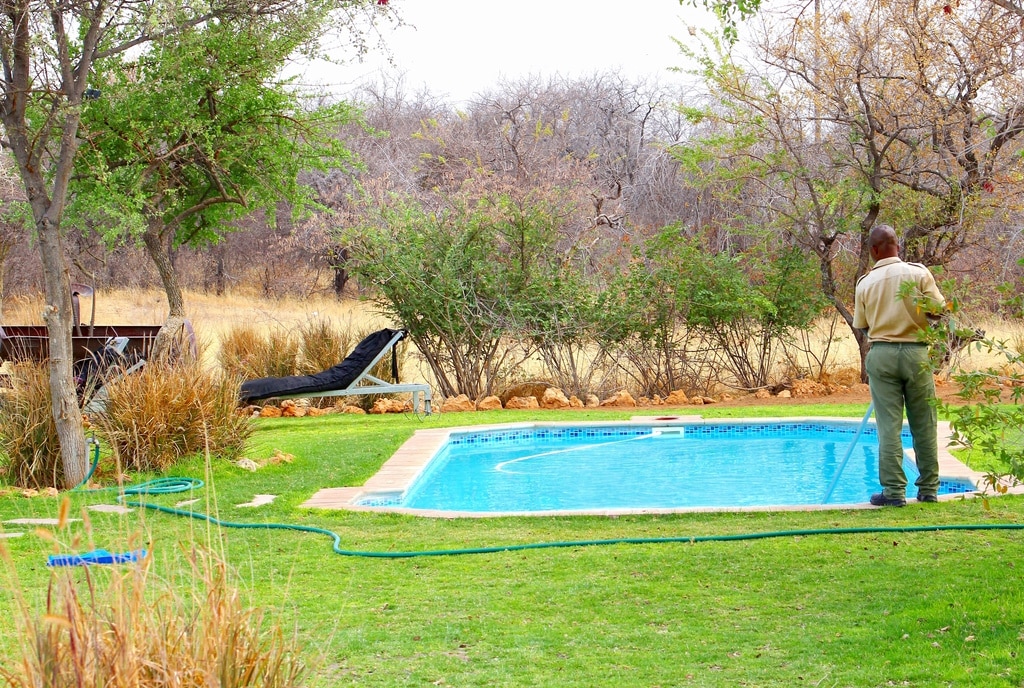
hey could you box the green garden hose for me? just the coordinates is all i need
[73,440,204,495]
[78,444,1024,559]
[120,500,1024,559]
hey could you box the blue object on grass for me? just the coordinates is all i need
[47,548,147,567]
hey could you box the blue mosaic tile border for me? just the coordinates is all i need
[938,478,975,495]
[355,490,404,507]
[447,425,652,447]
[446,422,910,448]
[357,494,403,507]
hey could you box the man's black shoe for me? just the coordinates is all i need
[870,492,906,507]
[917,494,939,503]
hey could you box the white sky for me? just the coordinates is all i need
[300,0,719,105]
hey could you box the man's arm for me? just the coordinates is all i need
[918,270,947,321]
[853,285,868,333]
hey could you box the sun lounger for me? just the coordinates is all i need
[238,328,432,414]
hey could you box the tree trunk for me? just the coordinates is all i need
[332,265,348,298]
[0,11,91,487]
[330,246,350,299]
[143,222,186,318]
[215,255,226,296]
[38,217,88,487]
[142,221,190,361]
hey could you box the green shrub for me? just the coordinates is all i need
[96,359,251,472]
[346,193,550,399]
[683,243,829,390]
[595,231,727,398]
[218,324,298,381]
[0,361,64,489]
[1,542,306,688]
[940,336,1024,490]
[518,271,619,399]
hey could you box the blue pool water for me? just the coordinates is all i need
[381,422,975,513]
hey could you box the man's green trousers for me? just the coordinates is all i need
[865,342,940,500]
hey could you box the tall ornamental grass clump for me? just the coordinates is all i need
[1,539,306,688]
[96,359,251,472]
[218,324,299,381]
[296,317,352,374]
[0,361,64,489]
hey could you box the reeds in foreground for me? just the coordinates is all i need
[0,542,306,688]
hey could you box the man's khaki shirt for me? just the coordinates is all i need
[853,256,945,343]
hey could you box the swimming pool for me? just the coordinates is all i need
[343,419,978,515]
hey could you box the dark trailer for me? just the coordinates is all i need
[0,286,161,363]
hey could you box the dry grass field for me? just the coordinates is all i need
[2,288,388,364]
[2,287,1020,399]
[3,287,385,335]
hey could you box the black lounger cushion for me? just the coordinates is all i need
[239,328,402,403]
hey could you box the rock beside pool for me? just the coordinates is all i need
[441,394,476,412]
[664,390,689,405]
[370,398,413,414]
[476,395,503,410]
[541,387,570,409]
[584,394,600,408]
[506,395,540,409]
[790,379,830,397]
[600,390,636,407]
[500,382,550,405]
[777,390,792,398]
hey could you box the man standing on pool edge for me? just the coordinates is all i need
[854,224,946,507]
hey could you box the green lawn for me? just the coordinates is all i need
[2,404,1023,687]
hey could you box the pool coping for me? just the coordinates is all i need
[299,416,1006,517]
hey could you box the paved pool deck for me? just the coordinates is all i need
[300,416,1005,517]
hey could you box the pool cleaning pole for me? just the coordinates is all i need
[821,403,874,504]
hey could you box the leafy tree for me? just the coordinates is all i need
[72,7,362,353]
[347,190,579,399]
[685,0,763,41]
[674,0,1024,375]
[1,1,236,486]
[680,0,1024,40]
[0,0,389,486]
